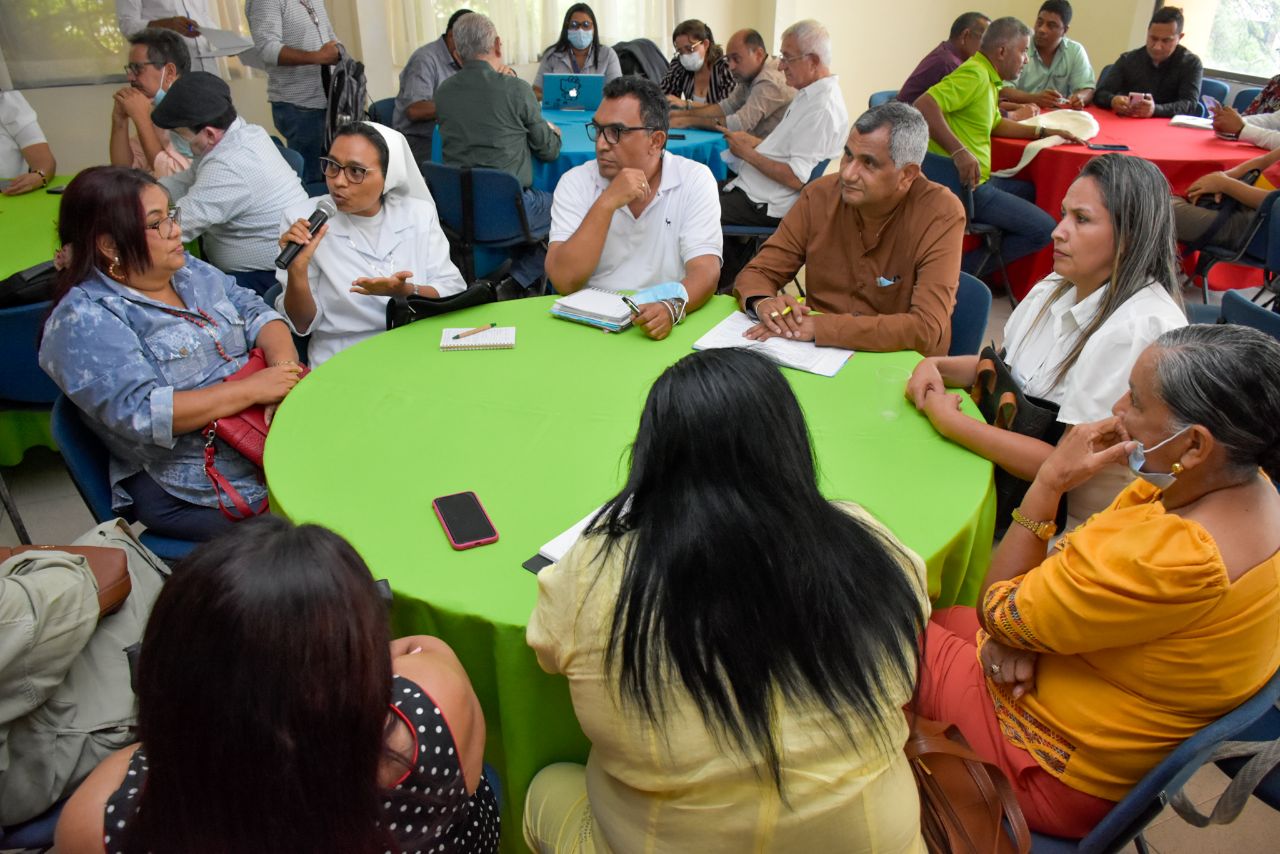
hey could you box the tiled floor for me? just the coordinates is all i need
[3,283,1277,851]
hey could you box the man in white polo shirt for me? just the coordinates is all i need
[719,19,848,288]
[546,76,722,341]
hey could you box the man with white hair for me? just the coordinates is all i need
[718,19,848,288]
[733,103,965,356]
[434,12,561,289]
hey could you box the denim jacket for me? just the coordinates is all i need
[38,256,284,511]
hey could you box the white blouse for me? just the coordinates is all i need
[275,194,466,366]
[1002,274,1187,519]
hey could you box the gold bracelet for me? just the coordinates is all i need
[1011,507,1057,541]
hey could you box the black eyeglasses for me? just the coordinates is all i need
[586,123,659,145]
[123,61,163,76]
[319,157,379,183]
[145,207,182,239]
[567,19,594,31]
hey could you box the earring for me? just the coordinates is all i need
[1171,462,1185,476]
[108,256,124,281]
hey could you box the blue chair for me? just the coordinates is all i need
[1221,289,1280,339]
[922,152,1015,307]
[421,162,550,283]
[51,396,197,563]
[869,89,897,108]
[1188,188,1280,303]
[1233,87,1263,113]
[0,299,60,543]
[1028,667,1280,853]
[270,135,306,181]
[0,797,66,849]
[1201,77,1230,106]
[949,272,992,356]
[367,96,396,124]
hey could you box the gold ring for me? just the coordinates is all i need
[769,310,780,319]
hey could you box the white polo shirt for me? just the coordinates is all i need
[725,74,848,218]
[0,92,46,180]
[549,150,722,293]
[1003,274,1187,520]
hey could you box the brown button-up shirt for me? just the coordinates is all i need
[733,173,965,356]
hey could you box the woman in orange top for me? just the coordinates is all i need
[917,323,1280,839]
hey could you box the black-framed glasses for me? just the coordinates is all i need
[123,61,163,76]
[145,207,181,239]
[567,19,594,31]
[586,122,658,145]
[319,157,379,183]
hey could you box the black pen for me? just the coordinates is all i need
[621,296,642,316]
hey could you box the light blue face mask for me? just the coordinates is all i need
[152,68,168,106]
[632,281,689,305]
[568,29,593,50]
[1127,425,1191,489]
[169,129,193,159]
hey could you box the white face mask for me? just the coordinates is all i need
[1127,425,1191,490]
[680,50,705,72]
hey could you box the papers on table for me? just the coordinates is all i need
[522,506,601,574]
[196,27,256,58]
[550,288,633,332]
[1170,114,1214,130]
[692,311,854,377]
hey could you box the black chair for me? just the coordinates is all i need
[922,152,1016,307]
[420,162,550,284]
[1188,189,1280,303]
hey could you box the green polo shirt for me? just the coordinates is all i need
[1013,36,1095,96]
[926,52,1003,182]
[434,60,561,189]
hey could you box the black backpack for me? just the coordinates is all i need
[324,46,368,146]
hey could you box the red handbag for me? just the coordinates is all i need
[203,348,308,521]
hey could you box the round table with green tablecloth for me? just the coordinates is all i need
[264,294,996,851]
[0,176,67,465]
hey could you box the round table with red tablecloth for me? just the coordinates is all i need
[991,106,1267,300]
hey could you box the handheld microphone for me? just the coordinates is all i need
[275,199,337,270]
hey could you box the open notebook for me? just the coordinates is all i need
[439,327,516,350]
[692,312,854,377]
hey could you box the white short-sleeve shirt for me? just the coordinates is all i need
[724,75,849,218]
[274,193,466,366]
[549,150,722,293]
[0,92,47,179]
[1002,275,1188,520]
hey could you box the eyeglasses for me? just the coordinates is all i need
[145,207,182,239]
[567,19,594,31]
[586,123,658,145]
[776,52,815,66]
[123,61,163,76]
[674,40,705,56]
[319,157,379,183]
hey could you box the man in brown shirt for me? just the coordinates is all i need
[733,101,965,356]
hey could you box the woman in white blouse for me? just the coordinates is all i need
[907,154,1187,522]
[276,121,465,366]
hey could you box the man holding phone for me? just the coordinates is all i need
[1095,5,1202,118]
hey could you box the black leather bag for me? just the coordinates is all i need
[0,260,56,308]
[968,346,1065,535]
[385,282,499,330]
[1184,168,1262,253]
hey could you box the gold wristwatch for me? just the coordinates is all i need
[1011,507,1057,541]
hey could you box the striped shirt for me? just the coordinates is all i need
[159,118,309,271]
[245,0,336,109]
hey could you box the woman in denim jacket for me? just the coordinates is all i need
[39,166,303,541]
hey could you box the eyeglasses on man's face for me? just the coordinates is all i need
[776,52,815,66]
[319,157,379,183]
[586,122,658,145]
[145,207,182,239]
[567,19,594,31]
[124,61,163,76]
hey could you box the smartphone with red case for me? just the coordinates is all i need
[432,491,499,550]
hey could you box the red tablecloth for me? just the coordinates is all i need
[991,106,1264,298]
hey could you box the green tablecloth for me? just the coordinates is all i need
[0,177,66,464]
[264,295,996,850]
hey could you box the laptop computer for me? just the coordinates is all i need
[542,73,605,111]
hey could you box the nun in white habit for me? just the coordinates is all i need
[275,121,466,366]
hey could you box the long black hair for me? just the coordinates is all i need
[551,3,600,57]
[589,348,927,790]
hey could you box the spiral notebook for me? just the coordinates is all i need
[439,327,516,350]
